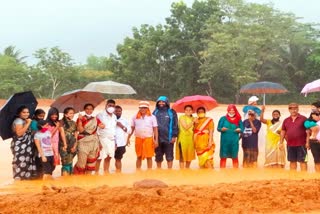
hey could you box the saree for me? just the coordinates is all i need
[194,117,215,168]
[11,125,37,180]
[74,117,100,174]
[176,115,195,162]
[264,120,286,167]
[60,119,77,174]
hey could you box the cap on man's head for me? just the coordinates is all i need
[288,103,299,108]
[139,101,150,108]
[248,96,259,105]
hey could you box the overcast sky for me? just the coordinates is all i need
[1,0,319,65]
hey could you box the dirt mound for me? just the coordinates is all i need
[1,179,320,213]
[133,179,168,189]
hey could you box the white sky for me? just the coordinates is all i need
[0,0,319,65]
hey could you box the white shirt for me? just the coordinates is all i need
[115,116,131,147]
[34,131,54,157]
[96,110,117,140]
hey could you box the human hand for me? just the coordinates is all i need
[26,118,32,124]
[278,143,284,151]
[62,144,67,151]
[235,128,241,133]
[153,139,159,148]
[98,123,105,129]
[261,105,265,111]
[126,138,131,147]
[54,121,60,127]
[171,137,176,144]
[42,156,47,162]
[221,127,228,132]
[78,114,83,120]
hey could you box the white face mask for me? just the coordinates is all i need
[107,107,115,114]
[85,113,92,117]
[228,113,235,117]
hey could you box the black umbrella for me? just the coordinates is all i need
[0,91,38,140]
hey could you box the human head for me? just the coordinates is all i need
[33,109,45,120]
[63,107,75,120]
[272,110,281,120]
[139,101,150,115]
[83,103,95,116]
[106,99,116,114]
[309,111,320,122]
[184,105,193,116]
[197,107,206,118]
[248,110,256,119]
[46,107,59,122]
[248,96,259,105]
[288,103,299,117]
[16,105,30,120]
[156,96,169,109]
[115,105,122,119]
[37,119,49,130]
[227,104,238,116]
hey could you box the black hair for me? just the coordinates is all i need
[46,107,59,126]
[272,110,281,115]
[312,101,320,108]
[62,107,75,129]
[15,105,29,118]
[107,99,116,105]
[32,109,45,120]
[84,103,95,109]
[115,105,122,110]
[37,119,48,130]
[309,112,320,122]
[197,107,206,113]
[184,105,193,110]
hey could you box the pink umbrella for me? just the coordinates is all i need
[301,79,320,96]
[172,95,218,113]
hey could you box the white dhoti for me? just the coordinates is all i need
[98,136,115,159]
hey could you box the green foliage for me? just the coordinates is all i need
[32,47,80,98]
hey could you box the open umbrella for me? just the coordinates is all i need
[301,79,320,96]
[172,95,218,113]
[0,91,38,140]
[83,80,136,94]
[51,89,105,112]
[240,81,288,105]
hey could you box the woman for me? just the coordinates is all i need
[176,105,195,169]
[46,107,67,167]
[59,107,78,175]
[260,106,285,168]
[305,110,320,172]
[30,108,46,178]
[217,104,243,168]
[193,107,215,168]
[74,103,105,174]
[11,105,37,180]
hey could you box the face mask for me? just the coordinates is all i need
[40,128,48,133]
[197,113,205,118]
[228,113,235,117]
[85,113,92,117]
[107,107,115,114]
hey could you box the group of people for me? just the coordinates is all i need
[9,95,320,180]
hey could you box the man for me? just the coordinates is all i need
[242,110,261,168]
[114,105,131,172]
[96,99,117,174]
[280,103,307,171]
[243,96,261,119]
[153,96,178,169]
[127,101,158,170]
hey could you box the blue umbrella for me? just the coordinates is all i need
[240,81,288,105]
[0,91,38,140]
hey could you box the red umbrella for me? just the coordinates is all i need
[172,95,218,113]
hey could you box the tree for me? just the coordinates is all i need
[2,45,27,64]
[33,47,80,98]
